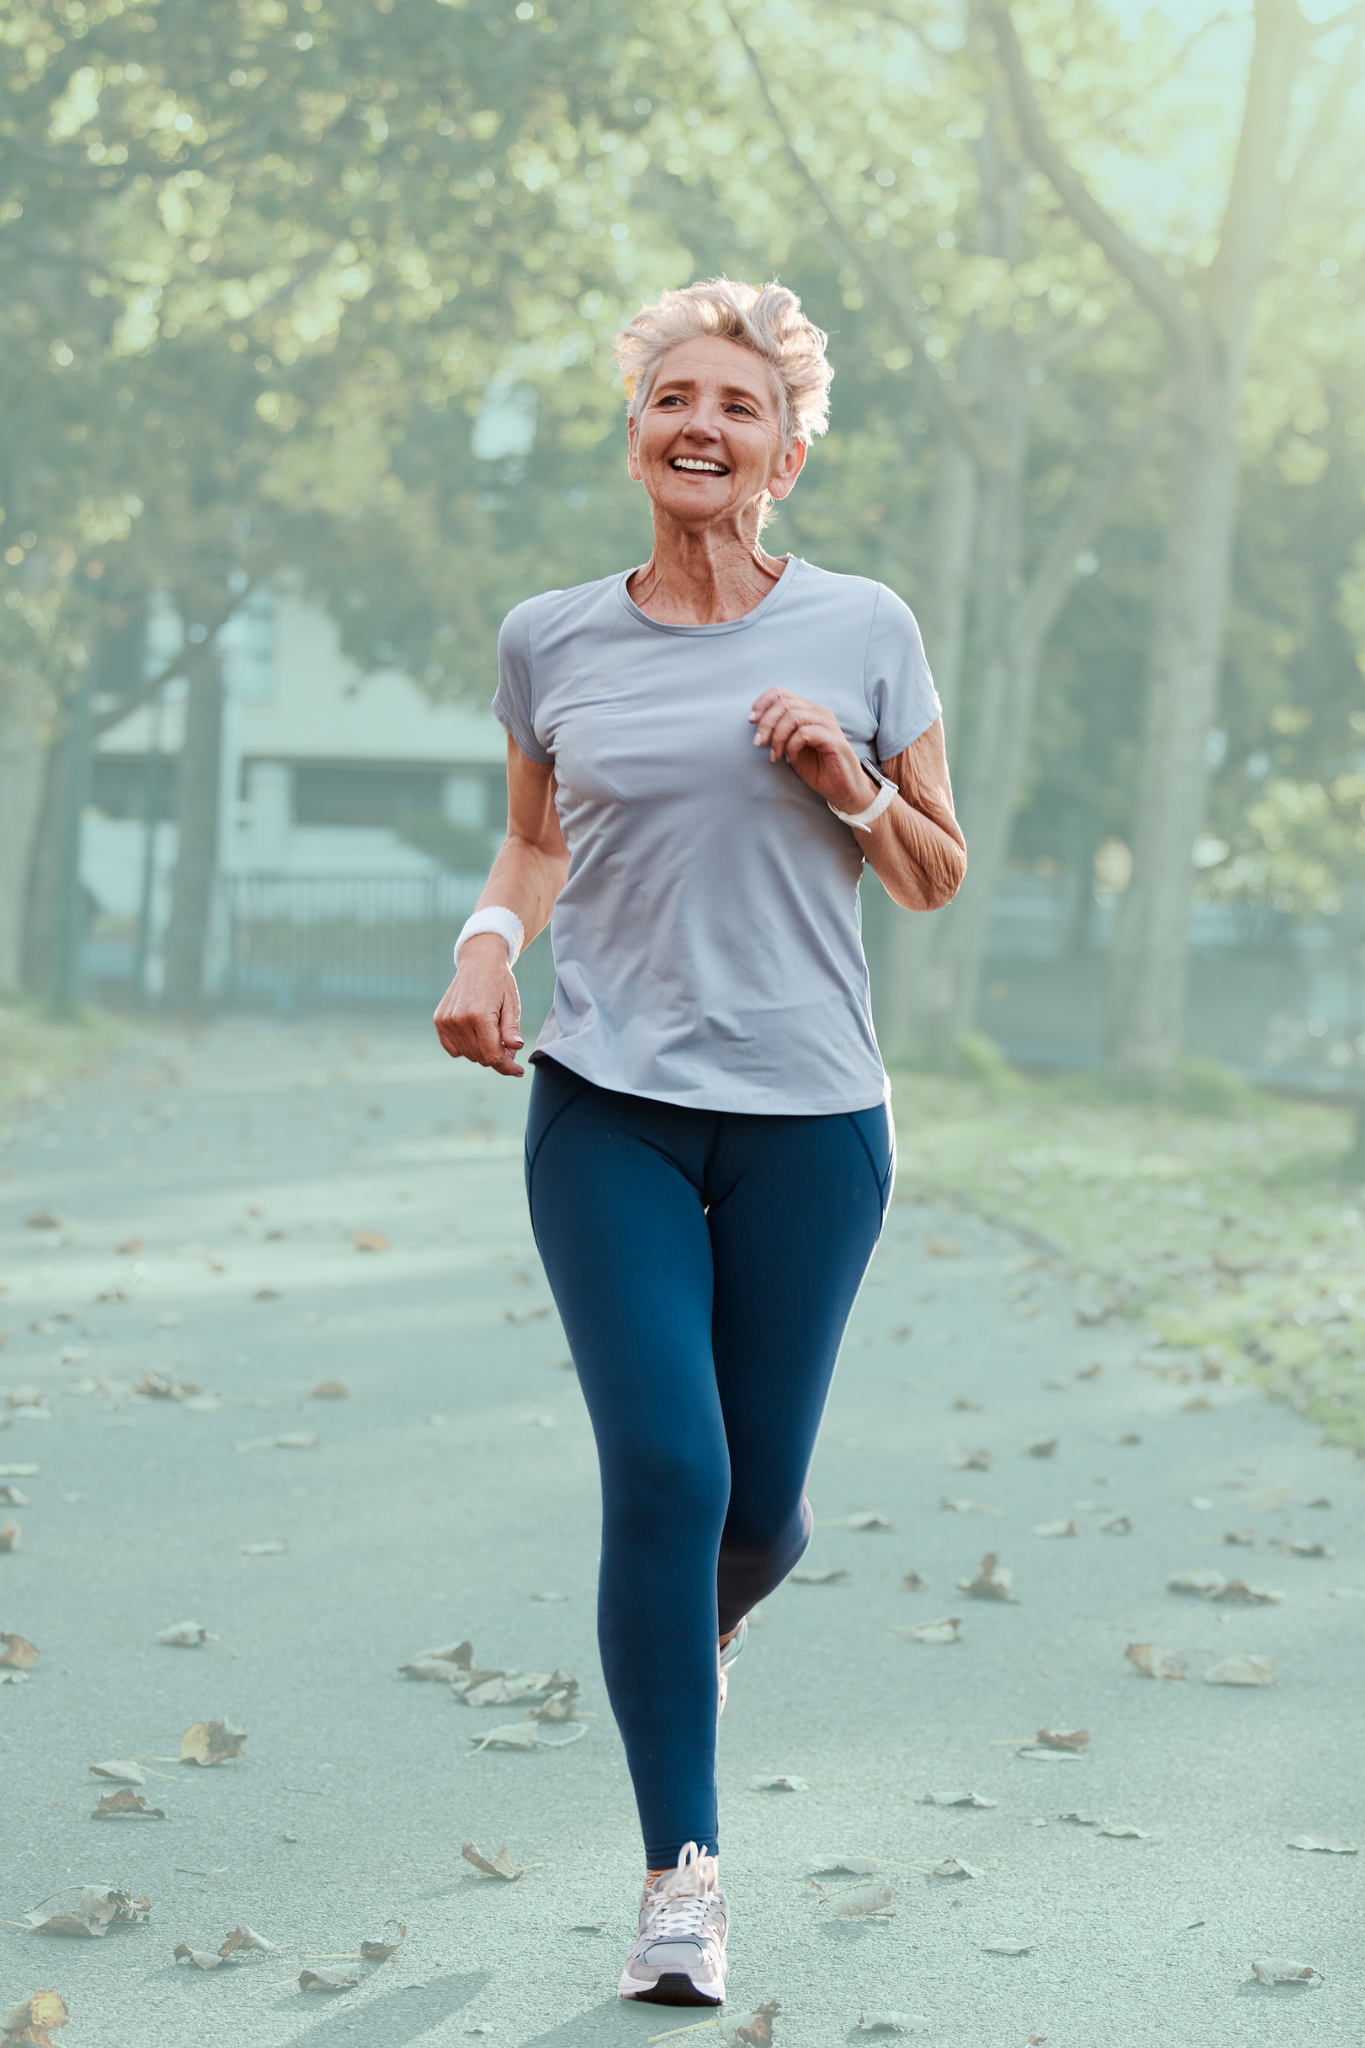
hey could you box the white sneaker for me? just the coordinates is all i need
[717,1614,748,1719]
[617,1841,727,2006]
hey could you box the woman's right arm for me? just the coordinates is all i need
[433,737,569,1077]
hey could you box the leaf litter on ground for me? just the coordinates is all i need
[1203,1655,1276,1686]
[950,1446,993,1471]
[919,1790,996,1808]
[461,1843,524,1881]
[807,1854,880,1874]
[940,1498,1002,1516]
[889,1617,961,1644]
[180,1720,246,1765]
[1249,1959,1323,1986]
[92,1790,164,1820]
[158,1621,214,1647]
[1,1633,39,1670]
[1126,1643,1186,1681]
[89,1762,144,1784]
[299,1965,364,1991]
[1,1991,68,2045]
[22,1889,151,1938]
[358,1921,407,1960]
[750,1775,809,1793]
[830,1882,894,1917]
[789,1567,849,1584]
[1286,1835,1356,1853]
[1033,1519,1077,1538]
[956,1552,1015,1602]
[930,1859,985,1880]
[855,2015,932,2034]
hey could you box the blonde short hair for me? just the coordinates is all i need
[615,278,833,448]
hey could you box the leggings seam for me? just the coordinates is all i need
[524,1072,592,1198]
[845,1110,892,1217]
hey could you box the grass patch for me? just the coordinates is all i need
[0,999,133,1119]
[888,1061,1365,1452]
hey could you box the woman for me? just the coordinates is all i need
[434,278,966,2008]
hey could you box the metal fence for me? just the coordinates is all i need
[220,872,556,1020]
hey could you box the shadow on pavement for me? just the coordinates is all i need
[517,1998,695,2045]
[284,1969,491,2043]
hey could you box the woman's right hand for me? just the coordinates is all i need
[433,935,526,1076]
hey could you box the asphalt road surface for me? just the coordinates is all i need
[1,1015,1361,2047]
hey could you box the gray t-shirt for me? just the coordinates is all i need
[492,555,941,1115]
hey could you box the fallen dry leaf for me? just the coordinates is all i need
[0,1485,29,1508]
[950,1446,993,1471]
[0,1634,40,1670]
[24,1889,150,1938]
[951,1396,983,1412]
[981,1939,1034,1955]
[1167,1568,1227,1598]
[467,1720,539,1752]
[844,1510,893,1531]
[0,1522,19,1553]
[272,1433,319,1451]
[1214,1579,1283,1606]
[901,1568,928,1590]
[1100,1514,1132,1535]
[1203,1655,1276,1687]
[1024,1438,1058,1458]
[1182,1396,1213,1412]
[920,1790,996,1808]
[717,2002,780,2046]
[311,1380,347,1400]
[930,1858,985,1880]
[137,1372,198,1401]
[25,1212,61,1231]
[808,1853,878,1874]
[956,1552,1015,1602]
[790,1567,849,1584]
[461,1842,524,1881]
[89,1761,144,1784]
[1057,1809,1104,1826]
[925,1237,965,1257]
[1250,1485,1291,1515]
[253,1288,281,1301]
[1034,1519,1077,1538]
[1286,1835,1356,1854]
[1118,1431,1141,1445]
[92,1790,164,1820]
[1223,1529,1256,1547]
[158,1621,213,1647]
[181,1720,247,1765]
[1035,1728,1090,1753]
[831,1882,894,1917]
[855,2015,930,2035]
[358,1921,407,1960]
[940,1497,1002,1516]
[299,1966,363,1991]
[1127,1643,1186,1681]
[749,1774,809,1792]
[242,1540,287,1557]
[353,1231,389,1254]
[1097,1822,1149,1839]
[1,1991,69,2044]
[219,1926,277,1956]
[1249,1959,1322,1986]
[1077,1362,1102,1380]
[1278,1540,1336,1558]
[890,1617,962,1644]
[173,1945,228,1970]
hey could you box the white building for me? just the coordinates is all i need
[86,587,509,1000]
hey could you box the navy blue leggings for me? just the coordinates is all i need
[524,1057,894,1867]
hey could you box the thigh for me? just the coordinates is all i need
[525,1064,726,1494]
[707,1103,893,1524]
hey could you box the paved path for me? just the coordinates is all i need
[1,1016,1361,2047]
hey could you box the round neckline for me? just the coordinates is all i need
[616,555,802,636]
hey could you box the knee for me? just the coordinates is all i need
[604,1436,728,1536]
[720,1494,811,1576]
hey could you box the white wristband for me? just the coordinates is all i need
[454,906,524,968]
[828,764,898,833]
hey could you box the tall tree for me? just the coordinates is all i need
[990,0,1365,1078]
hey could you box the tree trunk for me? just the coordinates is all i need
[1105,370,1241,1075]
[22,738,68,998]
[877,429,980,1060]
[162,651,224,1014]
[0,704,48,997]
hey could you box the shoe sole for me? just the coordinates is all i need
[619,1971,724,2006]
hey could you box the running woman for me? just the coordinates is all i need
[434,278,966,2008]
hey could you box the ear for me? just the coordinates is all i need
[767,439,807,503]
[626,412,642,483]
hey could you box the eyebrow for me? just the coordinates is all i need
[651,376,773,406]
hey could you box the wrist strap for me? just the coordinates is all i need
[828,763,898,833]
[454,906,524,968]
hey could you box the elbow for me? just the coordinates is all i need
[937,842,967,907]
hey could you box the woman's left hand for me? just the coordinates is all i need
[749,688,873,813]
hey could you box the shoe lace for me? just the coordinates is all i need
[643,1842,719,1940]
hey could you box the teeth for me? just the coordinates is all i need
[671,458,727,473]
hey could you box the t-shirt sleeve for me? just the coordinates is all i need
[492,601,554,765]
[864,582,942,761]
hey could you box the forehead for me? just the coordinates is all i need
[649,335,780,409]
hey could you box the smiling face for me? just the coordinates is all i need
[627,335,806,534]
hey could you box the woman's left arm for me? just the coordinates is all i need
[750,690,966,912]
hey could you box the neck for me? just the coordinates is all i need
[627,509,787,625]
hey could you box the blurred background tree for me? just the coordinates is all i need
[2,0,1362,1066]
